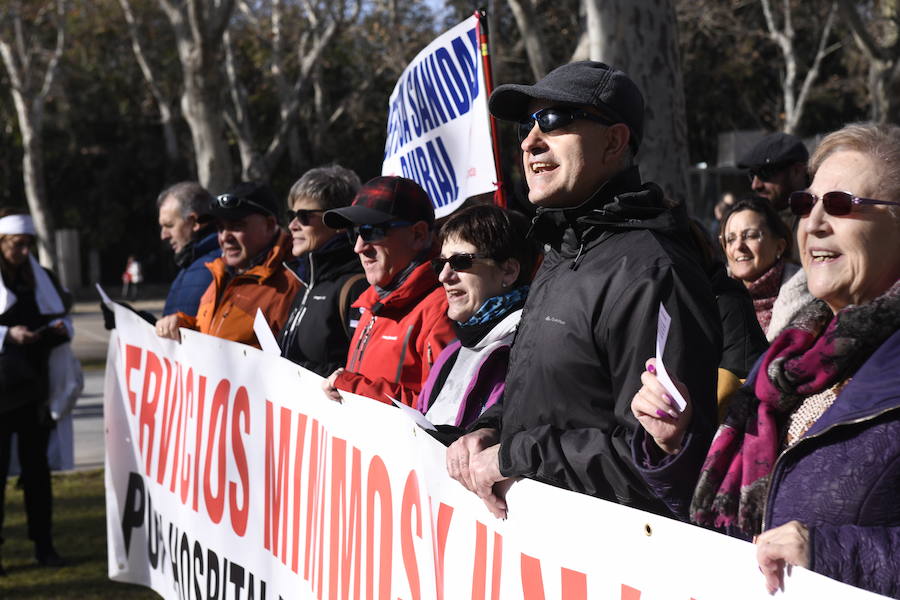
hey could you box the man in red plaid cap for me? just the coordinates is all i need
[321,176,455,407]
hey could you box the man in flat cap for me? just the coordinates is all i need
[738,132,809,213]
[446,61,721,518]
[738,131,809,260]
[155,181,300,347]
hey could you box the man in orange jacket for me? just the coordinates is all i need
[321,176,455,407]
[155,181,300,348]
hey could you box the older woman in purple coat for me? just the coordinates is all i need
[631,123,900,598]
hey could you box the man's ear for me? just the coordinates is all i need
[410,221,432,250]
[188,213,202,233]
[601,123,631,163]
[789,162,809,190]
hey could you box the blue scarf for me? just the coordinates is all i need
[461,285,529,326]
[453,285,529,348]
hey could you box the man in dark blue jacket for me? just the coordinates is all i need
[157,181,222,316]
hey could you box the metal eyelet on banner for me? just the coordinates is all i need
[644,523,653,536]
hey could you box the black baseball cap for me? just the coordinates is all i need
[323,176,434,229]
[737,132,809,170]
[489,61,645,151]
[209,181,280,222]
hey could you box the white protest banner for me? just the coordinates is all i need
[105,306,889,600]
[381,15,498,218]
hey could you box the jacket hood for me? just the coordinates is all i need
[529,166,691,261]
[531,167,687,240]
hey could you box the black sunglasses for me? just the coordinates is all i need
[747,163,790,183]
[518,107,619,142]
[286,208,324,226]
[347,220,413,244]
[214,193,273,216]
[430,253,491,275]
[789,190,900,217]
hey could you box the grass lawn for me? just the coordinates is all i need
[0,469,158,599]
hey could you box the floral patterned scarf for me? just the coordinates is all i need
[690,279,900,536]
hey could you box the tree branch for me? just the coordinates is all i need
[156,0,180,24]
[208,0,236,43]
[837,0,889,61]
[793,2,837,127]
[508,0,548,79]
[36,0,65,103]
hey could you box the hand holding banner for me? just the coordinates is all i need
[104,308,890,600]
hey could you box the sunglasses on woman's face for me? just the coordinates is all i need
[286,208,323,226]
[517,107,619,143]
[788,190,900,217]
[430,253,491,275]
[346,220,413,245]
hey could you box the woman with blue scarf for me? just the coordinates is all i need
[417,204,540,438]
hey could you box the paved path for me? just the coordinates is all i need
[69,298,165,470]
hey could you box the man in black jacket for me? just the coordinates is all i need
[447,61,722,518]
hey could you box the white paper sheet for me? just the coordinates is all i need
[253,308,281,355]
[655,303,688,411]
[388,394,436,431]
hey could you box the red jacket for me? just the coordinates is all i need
[176,230,300,348]
[334,260,455,407]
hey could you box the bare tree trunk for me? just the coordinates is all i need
[507,0,549,79]
[223,30,264,181]
[585,0,690,206]
[0,0,66,269]
[839,0,900,124]
[585,0,602,61]
[157,0,235,193]
[224,0,352,181]
[118,0,179,163]
[760,0,839,134]
[486,0,504,83]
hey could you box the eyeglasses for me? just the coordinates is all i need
[721,228,764,247]
[788,190,900,216]
[430,253,491,275]
[347,220,413,244]
[747,163,789,183]
[286,208,324,226]
[518,107,619,142]
[214,193,273,216]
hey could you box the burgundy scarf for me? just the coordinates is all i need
[746,259,785,333]
[690,279,900,535]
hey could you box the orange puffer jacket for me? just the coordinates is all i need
[175,230,301,348]
[334,260,455,407]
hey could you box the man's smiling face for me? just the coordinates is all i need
[520,100,623,208]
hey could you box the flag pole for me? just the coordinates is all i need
[475,8,507,209]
